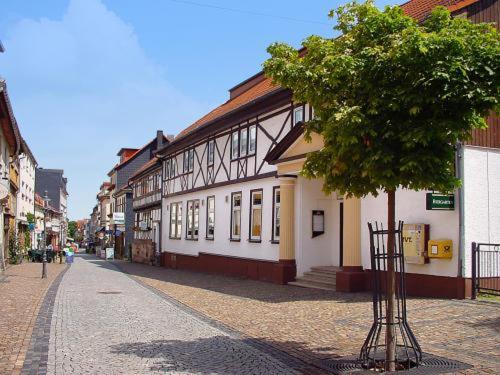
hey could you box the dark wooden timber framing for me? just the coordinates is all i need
[248,188,263,243]
[264,122,305,164]
[157,89,291,157]
[163,171,277,198]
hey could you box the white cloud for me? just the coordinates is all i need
[0,0,209,219]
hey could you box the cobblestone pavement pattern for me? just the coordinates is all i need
[0,261,65,374]
[116,260,500,375]
[47,255,301,374]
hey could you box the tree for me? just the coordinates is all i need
[264,1,499,370]
[68,221,77,239]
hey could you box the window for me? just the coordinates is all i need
[207,140,215,166]
[248,125,256,155]
[165,158,174,179]
[239,128,248,157]
[231,131,239,159]
[186,200,199,240]
[169,202,182,239]
[206,196,215,239]
[293,106,304,125]
[272,187,280,242]
[230,192,242,240]
[183,149,194,172]
[249,190,263,241]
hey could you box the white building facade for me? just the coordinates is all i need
[156,71,499,299]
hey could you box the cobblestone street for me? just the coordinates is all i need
[0,261,66,375]
[45,255,308,374]
[115,260,500,375]
[2,255,499,374]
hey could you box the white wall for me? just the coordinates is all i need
[361,189,460,277]
[17,154,36,223]
[463,146,500,278]
[162,177,280,261]
[295,177,341,275]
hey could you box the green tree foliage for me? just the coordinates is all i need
[26,212,35,224]
[264,1,499,198]
[264,1,498,369]
[68,221,77,239]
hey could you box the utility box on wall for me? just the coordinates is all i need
[402,224,429,264]
[428,239,453,259]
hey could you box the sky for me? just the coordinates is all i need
[0,0,398,220]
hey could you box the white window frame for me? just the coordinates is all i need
[249,189,263,242]
[231,131,239,160]
[293,106,304,125]
[207,140,215,166]
[230,192,242,240]
[248,125,256,155]
[186,199,199,240]
[169,202,182,239]
[206,196,215,239]
[239,128,248,157]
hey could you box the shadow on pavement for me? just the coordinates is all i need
[109,336,335,374]
[80,254,371,304]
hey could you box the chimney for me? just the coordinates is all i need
[156,130,164,151]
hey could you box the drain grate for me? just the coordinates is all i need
[318,353,472,374]
[97,291,122,295]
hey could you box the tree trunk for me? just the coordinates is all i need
[386,189,396,371]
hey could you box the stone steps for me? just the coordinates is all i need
[289,266,338,291]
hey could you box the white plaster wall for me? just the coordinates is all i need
[463,146,500,278]
[161,177,280,261]
[361,189,460,277]
[16,154,36,222]
[295,177,341,276]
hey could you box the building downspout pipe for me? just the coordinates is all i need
[457,143,466,279]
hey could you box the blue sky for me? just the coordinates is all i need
[0,0,398,220]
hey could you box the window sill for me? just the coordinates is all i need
[248,239,261,243]
[169,237,181,240]
[270,240,279,244]
[205,237,214,241]
[185,238,199,241]
[229,238,241,242]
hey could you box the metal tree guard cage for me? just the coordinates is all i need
[360,221,422,371]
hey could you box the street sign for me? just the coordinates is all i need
[113,212,125,225]
[426,193,454,210]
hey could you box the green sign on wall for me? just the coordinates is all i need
[426,193,455,210]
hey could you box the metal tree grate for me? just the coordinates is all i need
[359,221,422,370]
[319,353,472,374]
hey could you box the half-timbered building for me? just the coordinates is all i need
[156,0,499,298]
[129,156,162,264]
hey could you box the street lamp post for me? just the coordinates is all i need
[42,190,51,279]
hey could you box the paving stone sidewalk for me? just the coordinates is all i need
[0,261,66,374]
[46,255,312,374]
[116,260,500,374]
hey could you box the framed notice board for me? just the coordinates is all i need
[312,210,325,238]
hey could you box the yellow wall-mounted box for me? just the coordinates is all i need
[428,239,453,259]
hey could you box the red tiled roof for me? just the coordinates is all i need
[176,78,280,140]
[400,0,478,22]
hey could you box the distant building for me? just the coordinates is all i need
[16,138,37,249]
[35,168,69,246]
[107,131,169,259]
[129,156,162,264]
